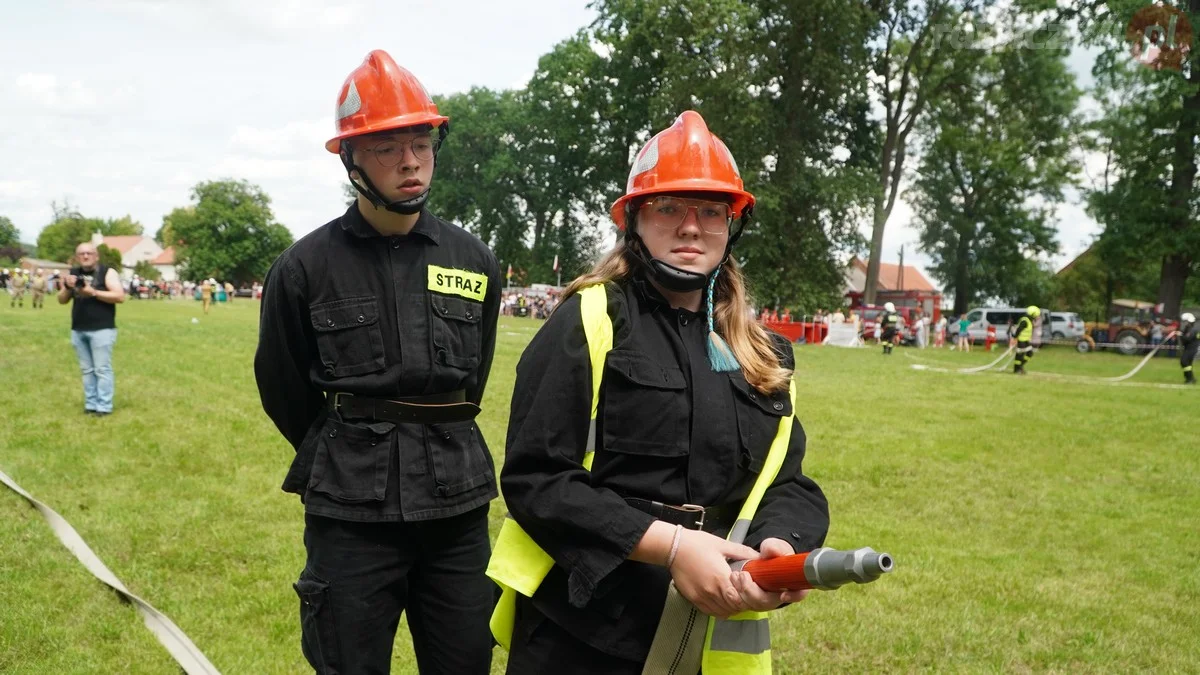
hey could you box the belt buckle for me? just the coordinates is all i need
[331,392,350,412]
[679,503,706,530]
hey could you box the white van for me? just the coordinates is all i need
[959,307,1031,343]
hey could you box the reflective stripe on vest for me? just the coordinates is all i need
[701,379,796,674]
[487,283,796,675]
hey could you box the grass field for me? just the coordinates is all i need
[1,299,1197,674]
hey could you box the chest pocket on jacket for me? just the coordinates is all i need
[431,296,483,371]
[310,297,386,378]
[601,350,689,457]
[729,375,791,473]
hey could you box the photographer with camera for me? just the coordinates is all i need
[58,242,125,416]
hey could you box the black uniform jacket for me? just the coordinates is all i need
[501,276,829,661]
[255,204,501,522]
[1181,323,1198,348]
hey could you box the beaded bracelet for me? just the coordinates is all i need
[665,524,684,568]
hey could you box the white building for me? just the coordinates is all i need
[90,231,176,281]
[152,247,177,281]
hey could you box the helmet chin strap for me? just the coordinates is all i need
[339,123,449,216]
[624,205,751,293]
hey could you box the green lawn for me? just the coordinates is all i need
[1,300,1197,674]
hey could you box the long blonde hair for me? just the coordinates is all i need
[562,241,793,394]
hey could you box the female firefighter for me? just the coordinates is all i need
[488,111,830,674]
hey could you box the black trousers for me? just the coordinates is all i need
[1015,340,1033,367]
[296,507,493,675]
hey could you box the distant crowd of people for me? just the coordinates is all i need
[501,291,558,319]
[1,266,264,317]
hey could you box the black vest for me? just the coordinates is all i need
[70,264,117,331]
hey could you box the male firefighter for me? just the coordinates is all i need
[1180,312,1197,384]
[254,50,501,674]
[1011,305,1040,374]
[879,301,899,355]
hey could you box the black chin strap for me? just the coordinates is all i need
[340,123,450,216]
[624,205,751,292]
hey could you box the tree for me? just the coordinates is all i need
[1074,0,1200,317]
[0,216,22,264]
[912,15,1079,314]
[862,0,998,305]
[97,244,122,270]
[132,260,161,281]
[435,57,607,286]
[154,207,188,247]
[161,180,293,284]
[0,216,19,249]
[36,200,143,263]
[586,0,880,307]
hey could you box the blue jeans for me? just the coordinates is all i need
[70,328,117,413]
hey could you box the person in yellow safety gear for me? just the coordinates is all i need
[1179,312,1197,384]
[1011,305,1040,374]
[10,269,27,307]
[30,269,47,309]
[491,111,829,674]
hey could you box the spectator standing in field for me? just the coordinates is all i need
[956,314,971,352]
[58,243,125,415]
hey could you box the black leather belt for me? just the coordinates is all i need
[327,390,480,425]
[624,498,740,535]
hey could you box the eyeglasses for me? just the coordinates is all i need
[362,136,439,166]
[638,196,733,235]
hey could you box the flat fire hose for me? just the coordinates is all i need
[958,344,1015,373]
[642,581,706,675]
[1103,331,1179,382]
[0,467,221,675]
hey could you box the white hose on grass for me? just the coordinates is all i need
[958,345,1015,374]
[1102,331,1178,382]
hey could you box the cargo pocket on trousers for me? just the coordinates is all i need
[295,569,341,674]
[307,419,394,503]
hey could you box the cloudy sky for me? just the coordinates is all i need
[1,1,1103,278]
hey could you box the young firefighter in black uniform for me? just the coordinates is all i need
[491,111,829,674]
[1179,312,1197,384]
[879,302,899,355]
[254,50,501,675]
[1011,305,1039,375]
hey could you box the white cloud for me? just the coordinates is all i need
[87,0,368,39]
[0,180,41,198]
[15,73,96,110]
[229,120,330,159]
[13,72,136,116]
